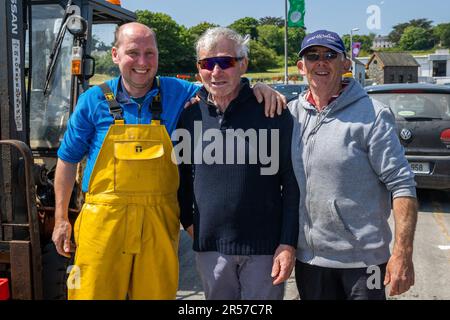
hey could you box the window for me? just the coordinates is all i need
[369,93,450,120]
[408,74,413,82]
[433,61,447,77]
[390,74,395,82]
[399,75,404,83]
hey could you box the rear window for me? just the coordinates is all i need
[369,93,450,120]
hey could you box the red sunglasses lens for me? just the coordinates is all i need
[198,57,239,70]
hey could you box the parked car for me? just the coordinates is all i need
[365,83,450,190]
[269,83,308,102]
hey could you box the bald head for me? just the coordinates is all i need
[114,22,157,48]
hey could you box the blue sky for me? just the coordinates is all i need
[119,0,450,36]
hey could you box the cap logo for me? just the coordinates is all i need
[306,34,337,43]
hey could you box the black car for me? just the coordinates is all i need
[365,83,450,190]
[269,83,308,102]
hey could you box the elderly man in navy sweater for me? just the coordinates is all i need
[176,27,299,300]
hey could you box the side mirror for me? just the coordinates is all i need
[83,55,96,80]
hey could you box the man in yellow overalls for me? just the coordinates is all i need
[52,22,286,299]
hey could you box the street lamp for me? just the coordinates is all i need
[349,28,359,60]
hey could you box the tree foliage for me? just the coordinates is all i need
[136,10,196,73]
[259,16,284,27]
[287,28,306,64]
[257,25,284,55]
[342,34,375,54]
[94,50,119,76]
[389,18,433,44]
[399,26,434,50]
[247,40,278,72]
[433,23,450,48]
[228,17,259,39]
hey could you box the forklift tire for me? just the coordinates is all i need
[42,242,72,300]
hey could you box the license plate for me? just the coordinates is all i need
[409,162,430,174]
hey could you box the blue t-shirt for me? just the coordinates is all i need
[57,76,199,191]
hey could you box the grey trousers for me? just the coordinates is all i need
[196,251,285,300]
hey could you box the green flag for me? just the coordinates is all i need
[288,0,305,28]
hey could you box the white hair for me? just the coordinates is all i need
[195,27,250,60]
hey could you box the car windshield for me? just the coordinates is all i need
[370,93,450,120]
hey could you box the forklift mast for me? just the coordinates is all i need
[0,0,135,299]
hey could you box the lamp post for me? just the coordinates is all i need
[349,27,359,60]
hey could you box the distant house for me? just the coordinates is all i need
[352,59,366,87]
[372,35,395,49]
[366,52,420,84]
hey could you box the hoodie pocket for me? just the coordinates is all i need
[328,199,359,241]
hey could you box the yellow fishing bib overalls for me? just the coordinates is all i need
[67,81,180,299]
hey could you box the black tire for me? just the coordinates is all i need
[42,242,72,300]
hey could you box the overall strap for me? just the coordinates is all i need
[150,76,162,122]
[99,82,123,121]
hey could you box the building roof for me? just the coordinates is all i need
[373,36,391,42]
[367,52,420,68]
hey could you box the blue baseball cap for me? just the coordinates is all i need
[298,30,346,57]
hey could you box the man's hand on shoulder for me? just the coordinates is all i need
[252,82,287,118]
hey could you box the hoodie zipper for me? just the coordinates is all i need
[303,104,335,258]
[304,110,319,258]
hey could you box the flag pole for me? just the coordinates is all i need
[284,0,288,84]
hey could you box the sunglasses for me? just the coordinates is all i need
[304,51,339,62]
[197,56,243,71]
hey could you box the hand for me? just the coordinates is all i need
[384,253,415,296]
[271,244,296,285]
[52,218,73,258]
[253,82,287,118]
[185,225,194,239]
[184,96,200,109]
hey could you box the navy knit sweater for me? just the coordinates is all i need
[177,82,299,255]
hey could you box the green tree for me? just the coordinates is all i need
[389,18,433,44]
[189,22,219,40]
[342,34,374,54]
[94,50,119,76]
[433,23,450,48]
[399,26,434,50]
[287,28,306,64]
[247,40,278,72]
[257,25,284,55]
[136,10,196,73]
[228,17,259,39]
[259,16,284,27]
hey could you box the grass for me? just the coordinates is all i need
[245,65,303,83]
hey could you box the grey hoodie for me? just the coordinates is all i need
[288,79,416,268]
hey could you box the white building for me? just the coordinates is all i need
[372,36,395,49]
[415,49,450,84]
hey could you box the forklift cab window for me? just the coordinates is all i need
[29,4,73,151]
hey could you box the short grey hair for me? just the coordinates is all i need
[195,27,250,60]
